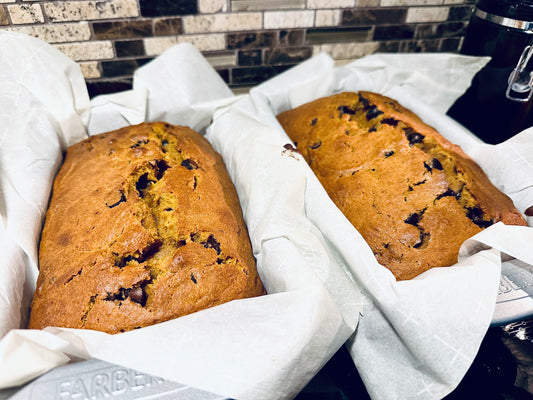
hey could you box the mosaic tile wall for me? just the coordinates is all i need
[0,0,474,97]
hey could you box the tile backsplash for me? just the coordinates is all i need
[0,0,474,97]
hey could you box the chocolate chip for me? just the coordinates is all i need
[338,105,356,116]
[525,206,533,216]
[369,125,377,133]
[155,159,170,179]
[190,273,197,284]
[311,118,317,126]
[404,209,426,226]
[436,189,457,200]
[381,118,399,127]
[404,127,425,146]
[130,139,149,149]
[203,234,221,255]
[136,173,155,198]
[128,286,146,305]
[366,105,384,120]
[358,93,370,109]
[466,206,493,228]
[181,159,199,170]
[405,213,421,226]
[310,140,321,149]
[384,150,394,158]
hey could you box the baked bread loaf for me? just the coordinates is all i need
[29,122,265,334]
[277,92,527,280]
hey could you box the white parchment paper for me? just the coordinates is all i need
[0,32,361,400]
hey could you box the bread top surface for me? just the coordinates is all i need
[277,91,526,280]
[29,122,265,334]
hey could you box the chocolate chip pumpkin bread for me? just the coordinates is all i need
[277,92,526,280]
[29,122,265,334]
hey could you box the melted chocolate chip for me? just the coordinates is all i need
[181,159,199,170]
[136,173,155,198]
[404,127,425,146]
[436,189,458,200]
[366,105,384,120]
[466,206,493,228]
[381,118,399,127]
[203,234,221,255]
[130,139,149,149]
[310,118,318,126]
[358,93,370,109]
[368,125,377,133]
[310,140,322,149]
[338,105,357,117]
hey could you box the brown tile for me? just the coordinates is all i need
[342,8,407,26]
[115,40,146,58]
[378,41,401,53]
[101,57,154,78]
[306,27,372,44]
[227,31,276,49]
[154,17,183,35]
[139,0,197,17]
[86,78,133,98]
[231,64,292,85]
[238,49,262,66]
[448,5,473,21]
[416,21,466,39]
[373,25,414,41]
[92,20,153,40]
[401,39,440,53]
[265,46,312,65]
[279,30,305,46]
[439,37,461,52]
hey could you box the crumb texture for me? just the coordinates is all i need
[277,92,526,280]
[29,122,265,334]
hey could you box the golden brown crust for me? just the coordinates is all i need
[29,122,265,334]
[277,92,526,280]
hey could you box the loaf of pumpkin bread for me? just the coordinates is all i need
[277,92,526,280]
[29,122,265,334]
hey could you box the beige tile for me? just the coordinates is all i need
[144,34,226,55]
[78,61,101,79]
[406,6,449,23]
[231,0,305,11]
[264,10,315,29]
[8,4,44,24]
[199,0,228,13]
[315,9,341,27]
[3,22,92,43]
[54,41,114,61]
[183,13,262,33]
[357,0,380,6]
[204,51,237,67]
[313,41,380,60]
[44,0,138,22]
[308,0,355,8]
[381,0,442,5]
